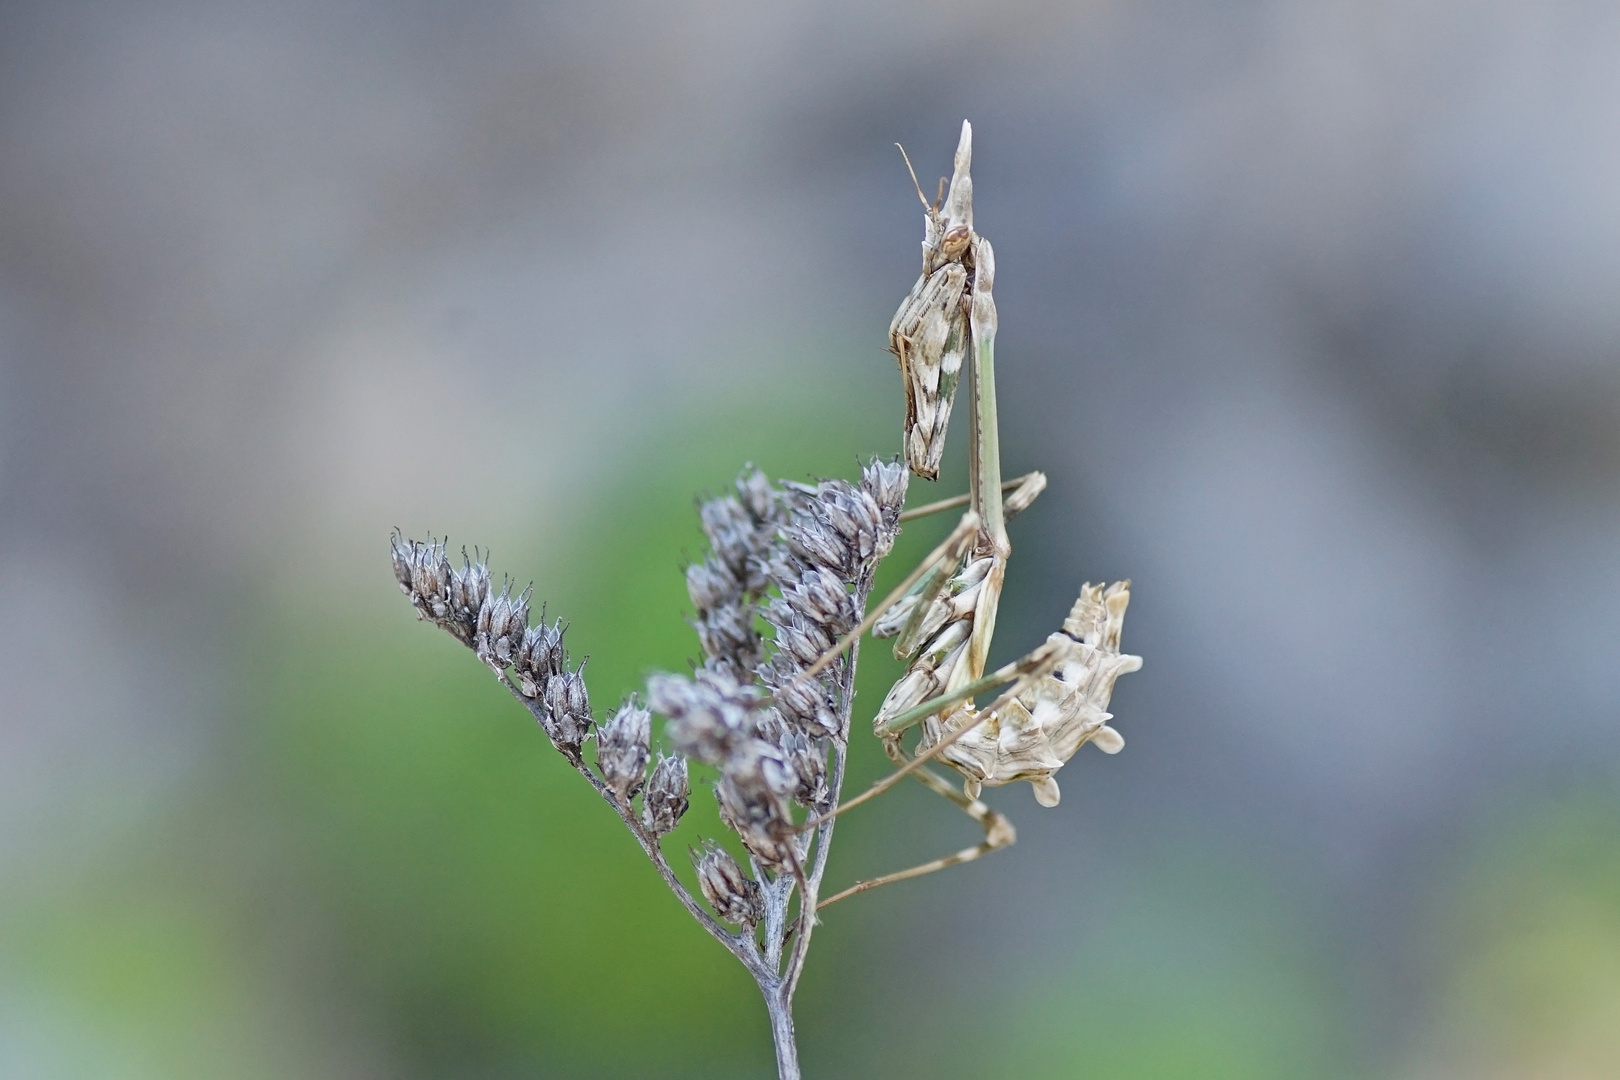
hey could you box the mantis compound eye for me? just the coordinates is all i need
[941,225,971,259]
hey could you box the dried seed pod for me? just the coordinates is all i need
[389,531,416,595]
[648,670,753,766]
[780,569,855,635]
[513,619,566,698]
[715,768,791,869]
[541,666,592,762]
[715,732,797,864]
[411,539,453,616]
[391,534,497,646]
[757,654,840,740]
[686,560,738,615]
[778,725,828,808]
[771,611,833,668]
[597,700,651,803]
[700,496,756,580]
[475,579,530,671]
[643,753,690,835]
[694,601,762,677]
[785,517,848,575]
[819,485,883,561]
[446,553,492,645]
[693,842,763,927]
[763,550,804,590]
[735,464,777,525]
[861,458,909,526]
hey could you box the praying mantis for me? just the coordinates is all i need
[804,121,1142,908]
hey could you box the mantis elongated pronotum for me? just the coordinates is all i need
[802,121,1142,908]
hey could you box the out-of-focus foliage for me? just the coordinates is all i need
[1408,794,1620,1079]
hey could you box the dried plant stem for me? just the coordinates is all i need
[498,673,749,952]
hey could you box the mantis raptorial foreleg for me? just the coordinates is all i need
[897,470,1046,524]
[806,644,1065,825]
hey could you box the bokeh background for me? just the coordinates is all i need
[3,1,1619,1077]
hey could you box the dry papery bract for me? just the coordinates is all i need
[390,119,1141,1080]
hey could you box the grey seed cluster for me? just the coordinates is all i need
[756,712,828,809]
[392,532,598,763]
[647,668,758,767]
[779,477,890,580]
[476,579,531,672]
[693,842,763,928]
[512,618,566,698]
[688,466,786,680]
[758,653,841,740]
[391,533,491,646]
[715,736,798,868]
[643,753,690,836]
[752,462,907,747]
[597,700,652,804]
[777,569,857,636]
[649,667,798,864]
[541,665,592,763]
[861,458,909,535]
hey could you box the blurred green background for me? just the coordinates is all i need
[3,2,1619,1077]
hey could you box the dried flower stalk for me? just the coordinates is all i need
[389,121,1140,1079]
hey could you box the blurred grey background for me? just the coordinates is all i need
[3,1,1618,1077]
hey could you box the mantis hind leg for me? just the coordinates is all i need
[817,738,1015,910]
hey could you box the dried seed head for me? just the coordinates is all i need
[541,665,592,762]
[778,478,894,582]
[778,569,855,636]
[597,700,652,803]
[643,753,690,836]
[687,468,787,671]
[820,487,872,542]
[647,669,755,766]
[693,842,763,927]
[861,457,909,538]
[412,539,452,609]
[758,653,840,740]
[700,496,757,581]
[763,550,804,590]
[777,724,828,808]
[475,579,530,671]
[389,531,415,594]
[446,554,492,644]
[697,473,783,597]
[513,619,566,698]
[735,464,777,524]
[694,601,763,680]
[769,598,836,664]
[715,764,793,868]
[785,516,849,576]
[391,534,495,646]
[685,561,738,615]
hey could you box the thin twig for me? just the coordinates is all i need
[499,675,761,967]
